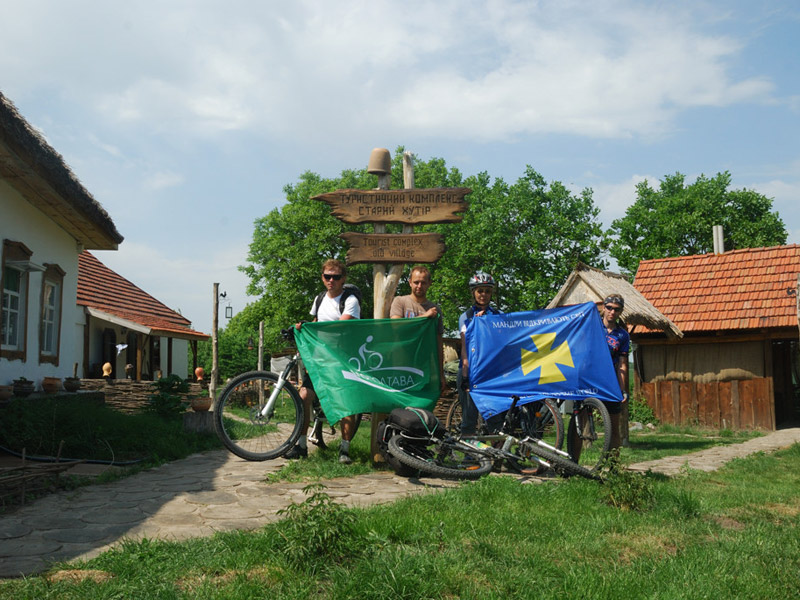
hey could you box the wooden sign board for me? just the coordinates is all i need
[314,188,470,225]
[340,232,445,265]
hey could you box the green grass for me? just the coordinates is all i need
[0,396,221,500]
[3,444,799,599]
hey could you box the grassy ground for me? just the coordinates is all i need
[2,442,798,599]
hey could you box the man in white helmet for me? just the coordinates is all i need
[458,271,503,436]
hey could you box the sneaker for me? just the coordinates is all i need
[338,451,352,465]
[284,445,307,459]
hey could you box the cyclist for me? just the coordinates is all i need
[287,259,360,464]
[458,271,503,436]
[389,264,445,388]
[569,293,629,461]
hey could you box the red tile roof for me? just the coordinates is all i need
[633,245,800,334]
[77,251,209,340]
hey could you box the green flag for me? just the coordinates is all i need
[294,317,441,424]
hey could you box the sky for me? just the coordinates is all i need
[2,0,799,335]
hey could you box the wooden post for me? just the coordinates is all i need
[370,153,418,462]
[210,283,219,400]
[258,320,264,372]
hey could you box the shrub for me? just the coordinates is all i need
[602,464,656,511]
[146,375,190,419]
[629,397,657,425]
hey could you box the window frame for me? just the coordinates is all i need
[1,240,33,362]
[39,263,65,365]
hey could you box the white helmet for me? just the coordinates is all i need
[469,271,496,289]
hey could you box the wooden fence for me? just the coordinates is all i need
[640,377,775,430]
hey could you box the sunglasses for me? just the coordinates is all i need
[604,305,622,312]
[323,273,343,281]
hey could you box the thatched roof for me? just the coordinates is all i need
[0,91,123,250]
[547,262,683,338]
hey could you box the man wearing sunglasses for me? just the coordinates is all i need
[601,294,629,452]
[288,259,361,463]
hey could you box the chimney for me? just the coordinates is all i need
[712,225,724,254]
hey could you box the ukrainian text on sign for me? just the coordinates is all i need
[314,188,470,224]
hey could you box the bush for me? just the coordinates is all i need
[276,483,360,573]
[601,464,656,511]
[146,375,190,419]
[629,397,657,425]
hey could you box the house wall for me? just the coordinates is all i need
[0,180,81,387]
[635,339,774,429]
[638,340,765,383]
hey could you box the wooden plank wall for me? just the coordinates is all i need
[640,377,775,430]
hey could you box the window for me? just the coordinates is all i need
[1,240,34,361]
[39,264,65,365]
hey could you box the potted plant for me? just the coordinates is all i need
[63,376,82,392]
[42,376,62,394]
[12,377,35,397]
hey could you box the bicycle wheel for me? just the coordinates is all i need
[519,398,564,450]
[566,397,612,473]
[387,435,493,480]
[525,441,600,480]
[214,370,303,461]
[444,398,485,435]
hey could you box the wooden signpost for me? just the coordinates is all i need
[340,232,445,265]
[313,188,469,225]
[316,149,471,462]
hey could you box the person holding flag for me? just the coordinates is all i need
[286,259,361,464]
[390,265,446,389]
[569,293,630,461]
[458,271,503,436]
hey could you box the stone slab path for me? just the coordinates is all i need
[2,427,799,579]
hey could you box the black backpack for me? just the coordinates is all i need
[377,407,444,477]
[313,283,362,317]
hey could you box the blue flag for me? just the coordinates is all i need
[466,302,622,419]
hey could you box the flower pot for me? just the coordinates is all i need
[12,379,35,397]
[42,376,62,394]
[63,377,82,392]
[190,396,212,412]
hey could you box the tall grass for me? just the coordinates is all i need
[3,444,799,599]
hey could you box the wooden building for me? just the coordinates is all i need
[631,245,800,430]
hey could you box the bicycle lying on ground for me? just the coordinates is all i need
[213,328,360,461]
[384,397,602,480]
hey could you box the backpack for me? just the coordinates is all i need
[377,407,444,477]
[313,283,362,318]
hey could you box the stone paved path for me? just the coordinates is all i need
[2,427,799,579]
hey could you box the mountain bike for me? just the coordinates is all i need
[564,397,612,473]
[213,328,360,461]
[386,397,599,480]
[445,395,565,453]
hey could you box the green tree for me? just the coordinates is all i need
[609,172,787,275]
[195,326,259,383]
[236,149,608,351]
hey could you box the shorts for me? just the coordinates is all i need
[300,369,314,390]
[603,400,623,415]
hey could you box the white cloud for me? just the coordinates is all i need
[143,171,184,191]
[2,1,774,144]
[93,240,252,334]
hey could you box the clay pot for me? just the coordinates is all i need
[63,377,82,392]
[42,377,62,394]
[12,379,35,397]
[190,396,212,412]
[194,366,205,382]
[0,385,12,402]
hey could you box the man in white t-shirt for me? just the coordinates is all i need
[287,259,360,463]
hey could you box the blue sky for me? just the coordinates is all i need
[2,0,798,334]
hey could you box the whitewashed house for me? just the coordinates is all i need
[1,91,123,388]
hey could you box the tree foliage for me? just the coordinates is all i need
[229,148,608,353]
[609,172,787,275]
